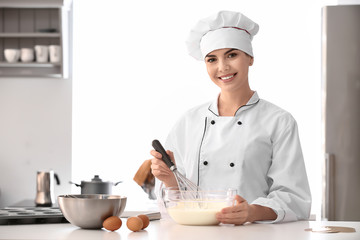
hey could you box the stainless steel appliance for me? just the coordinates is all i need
[35,171,60,207]
[69,175,122,194]
[322,4,360,221]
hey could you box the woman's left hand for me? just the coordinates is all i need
[215,195,252,225]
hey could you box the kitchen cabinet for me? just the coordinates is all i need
[0,0,72,78]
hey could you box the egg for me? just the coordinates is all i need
[103,216,122,231]
[126,216,143,232]
[137,214,150,229]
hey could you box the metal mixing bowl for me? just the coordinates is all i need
[162,188,237,226]
[58,194,126,229]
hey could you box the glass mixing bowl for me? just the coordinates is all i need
[162,187,237,225]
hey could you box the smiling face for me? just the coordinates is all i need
[205,48,253,94]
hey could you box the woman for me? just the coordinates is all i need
[150,10,311,224]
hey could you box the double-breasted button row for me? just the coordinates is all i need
[202,161,235,167]
[210,120,242,125]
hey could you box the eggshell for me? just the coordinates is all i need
[137,214,150,229]
[103,216,122,231]
[127,216,143,232]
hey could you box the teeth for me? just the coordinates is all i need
[220,75,234,80]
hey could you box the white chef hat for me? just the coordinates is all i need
[186,10,259,61]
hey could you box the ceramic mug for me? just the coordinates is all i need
[4,49,21,63]
[20,48,34,62]
[49,45,61,63]
[34,45,49,63]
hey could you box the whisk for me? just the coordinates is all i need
[152,139,200,199]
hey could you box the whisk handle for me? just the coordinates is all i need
[152,139,176,171]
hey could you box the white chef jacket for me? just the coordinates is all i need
[162,91,311,223]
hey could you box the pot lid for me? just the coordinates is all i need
[81,175,108,184]
[79,175,122,185]
[91,175,103,182]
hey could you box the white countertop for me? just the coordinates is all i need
[0,220,359,240]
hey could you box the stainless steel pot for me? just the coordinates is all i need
[70,175,122,194]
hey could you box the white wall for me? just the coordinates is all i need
[72,0,326,214]
[0,77,72,208]
[0,0,338,214]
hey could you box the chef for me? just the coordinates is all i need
[150,10,311,224]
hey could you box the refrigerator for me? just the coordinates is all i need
[322,4,360,221]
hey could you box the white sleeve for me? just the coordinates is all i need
[251,117,311,223]
[154,124,184,219]
[164,121,186,176]
[154,120,184,199]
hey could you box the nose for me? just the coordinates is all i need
[218,59,230,72]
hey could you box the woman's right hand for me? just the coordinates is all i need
[150,149,178,187]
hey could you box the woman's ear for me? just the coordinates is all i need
[249,57,254,66]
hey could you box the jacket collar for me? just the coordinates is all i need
[208,91,260,117]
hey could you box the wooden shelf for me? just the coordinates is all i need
[0,0,67,8]
[0,62,60,67]
[0,33,60,38]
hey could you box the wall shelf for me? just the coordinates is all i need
[0,33,61,38]
[0,1,72,78]
[0,62,60,67]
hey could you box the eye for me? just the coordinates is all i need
[228,52,237,58]
[206,57,217,63]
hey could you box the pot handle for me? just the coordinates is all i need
[114,181,122,186]
[69,181,81,187]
